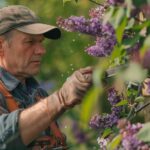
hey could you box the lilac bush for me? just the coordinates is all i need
[60,0,150,149]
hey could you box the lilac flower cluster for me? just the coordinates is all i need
[89,113,119,130]
[120,122,150,150]
[89,5,107,19]
[57,16,103,36]
[108,88,123,115]
[89,87,123,130]
[57,6,116,57]
[97,137,109,149]
[97,121,150,150]
[86,24,116,57]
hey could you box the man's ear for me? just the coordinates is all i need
[0,37,4,56]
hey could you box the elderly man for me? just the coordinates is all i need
[0,5,93,150]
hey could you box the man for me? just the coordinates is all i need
[0,5,93,150]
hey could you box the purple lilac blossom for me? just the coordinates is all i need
[57,16,116,57]
[120,122,150,150]
[85,36,116,57]
[108,87,122,105]
[85,24,116,57]
[57,16,103,36]
[89,114,103,129]
[89,5,107,19]
[97,137,110,149]
[89,113,119,129]
[108,88,123,115]
[89,87,122,130]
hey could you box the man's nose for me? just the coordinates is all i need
[35,44,46,55]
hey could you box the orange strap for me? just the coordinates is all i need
[0,81,20,112]
[0,81,66,148]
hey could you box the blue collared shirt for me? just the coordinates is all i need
[0,67,49,150]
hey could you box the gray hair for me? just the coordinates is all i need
[0,30,14,44]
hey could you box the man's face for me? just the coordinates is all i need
[2,30,46,79]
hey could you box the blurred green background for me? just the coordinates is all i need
[0,0,100,149]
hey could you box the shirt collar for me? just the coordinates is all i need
[0,67,38,91]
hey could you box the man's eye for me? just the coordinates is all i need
[26,40,33,43]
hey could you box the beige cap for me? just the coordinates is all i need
[0,5,61,39]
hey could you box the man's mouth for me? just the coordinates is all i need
[31,60,41,64]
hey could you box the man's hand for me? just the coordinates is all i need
[57,66,93,108]
[19,67,93,145]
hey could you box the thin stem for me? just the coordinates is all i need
[89,0,103,6]
[135,101,150,113]
[127,107,135,120]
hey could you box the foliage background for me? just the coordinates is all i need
[0,0,101,149]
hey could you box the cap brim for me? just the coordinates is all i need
[16,23,61,39]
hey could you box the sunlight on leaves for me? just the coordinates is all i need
[115,100,128,107]
[140,35,150,57]
[136,122,150,142]
[121,62,147,83]
[107,134,122,150]
[63,0,72,5]
[80,87,102,129]
[116,16,127,43]
[102,128,112,138]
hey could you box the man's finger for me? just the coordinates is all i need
[79,66,93,74]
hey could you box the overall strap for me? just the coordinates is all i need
[0,81,19,112]
[0,81,67,149]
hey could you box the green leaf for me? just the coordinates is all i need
[114,7,125,29]
[110,45,122,61]
[133,20,150,30]
[122,33,140,49]
[93,58,109,87]
[63,0,71,5]
[136,122,150,142]
[79,87,101,129]
[140,35,150,57]
[125,18,135,29]
[143,35,150,47]
[134,96,145,103]
[93,67,104,87]
[132,0,147,8]
[148,0,150,5]
[107,134,122,150]
[121,62,147,83]
[125,0,133,17]
[115,100,128,106]
[103,6,115,25]
[116,16,127,43]
[102,128,112,138]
